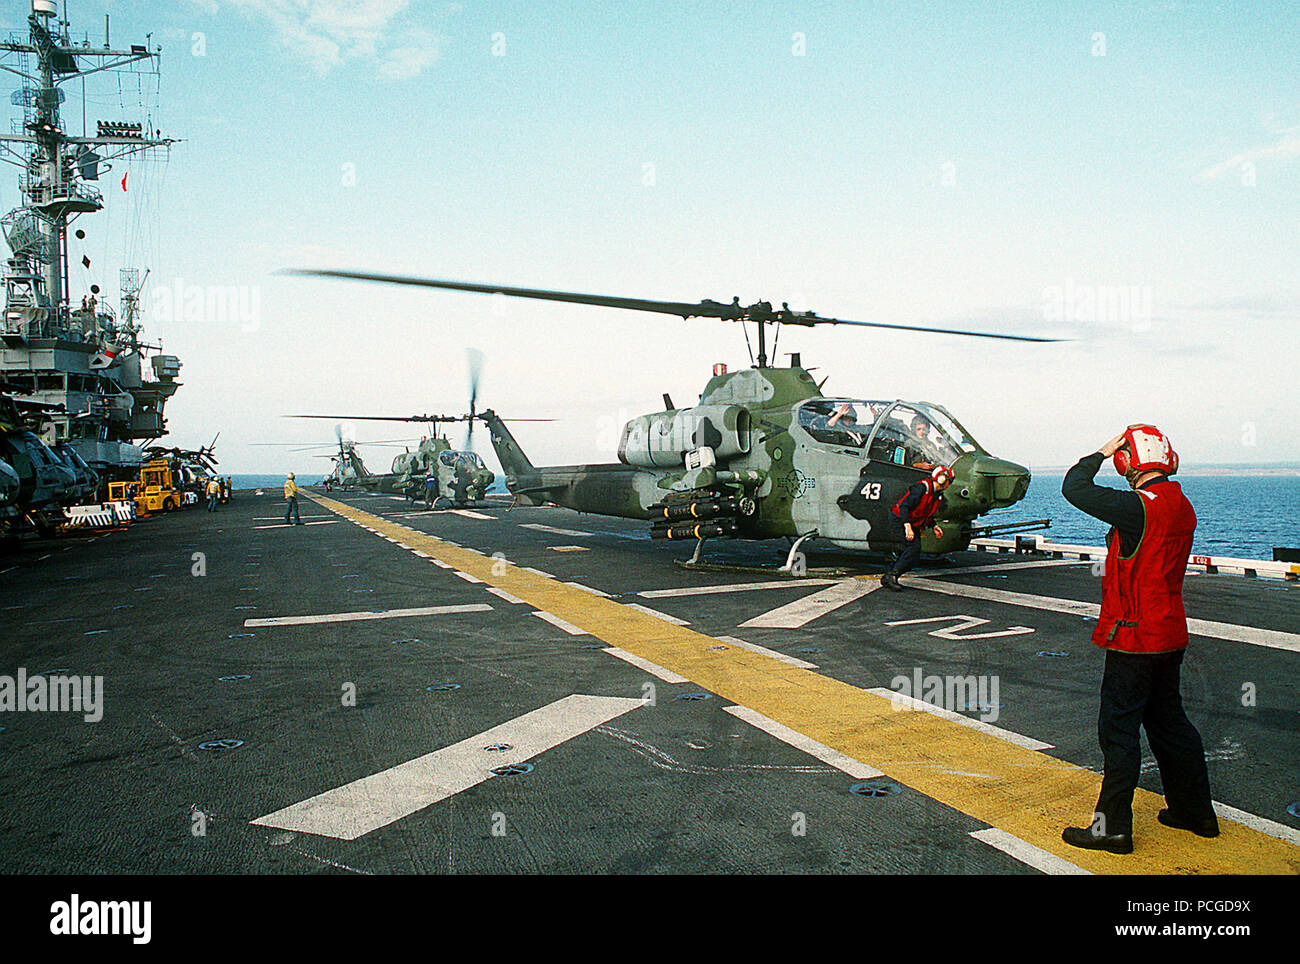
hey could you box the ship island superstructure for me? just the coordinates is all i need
[0,0,179,480]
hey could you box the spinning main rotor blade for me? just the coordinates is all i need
[288,413,470,423]
[287,269,1063,343]
[286,413,552,423]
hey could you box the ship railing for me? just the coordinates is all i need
[970,535,1299,581]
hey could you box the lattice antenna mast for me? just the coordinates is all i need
[0,1,175,330]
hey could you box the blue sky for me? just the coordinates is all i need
[6,1,1296,472]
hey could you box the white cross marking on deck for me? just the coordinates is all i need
[520,523,592,537]
[969,828,1091,875]
[250,695,648,840]
[866,689,1054,751]
[253,520,340,529]
[740,578,879,629]
[624,603,690,626]
[602,647,688,683]
[714,635,818,669]
[638,579,838,599]
[531,610,587,635]
[885,614,1035,640]
[723,705,884,779]
[908,579,1300,652]
[244,603,491,628]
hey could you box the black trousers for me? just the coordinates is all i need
[887,516,922,577]
[1094,648,1214,835]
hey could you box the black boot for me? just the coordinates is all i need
[1062,825,1133,854]
[1157,808,1220,838]
[881,572,903,592]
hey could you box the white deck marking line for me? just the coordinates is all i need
[639,579,838,599]
[886,614,1035,640]
[723,705,885,779]
[564,582,612,597]
[454,571,482,584]
[250,695,647,840]
[625,603,690,626]
[412,550,431,558]
[865,688,1055,751]
[486,586,526,605]
[245,603,491,628]
[522,567,555,578]
[969,828,1091,875]
[451,509,495,520]
[253,520,340,529]
[910,579,1300,653]
[715,635,818,669]
[520,523,592,537]
[919,559,1092,577]
[531,610,588,635]
[1213,802,1300,845]
[602,647,688,683]
[740,578,879,629]
[430,559,453,569]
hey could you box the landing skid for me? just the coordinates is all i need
[673,558,851,578]
[673,529,849,578]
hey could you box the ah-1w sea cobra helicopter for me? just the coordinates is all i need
[290,352,549,507]
[292,412,495,506]
[290,269,1059,573]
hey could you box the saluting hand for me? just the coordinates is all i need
[1099,432,1127,458]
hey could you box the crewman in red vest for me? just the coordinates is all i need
[881,464,952,592]
[1060,425,1216,854]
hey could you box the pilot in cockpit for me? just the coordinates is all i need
[826,402,866,446]
[905,415,935,467]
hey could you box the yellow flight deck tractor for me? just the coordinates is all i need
[109,459,184,514]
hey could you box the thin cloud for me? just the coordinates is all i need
[193,0,442,79]
[1195,130,1300,182]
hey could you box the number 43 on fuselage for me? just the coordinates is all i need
[481,359,1031,557]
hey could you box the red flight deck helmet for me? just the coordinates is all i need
[1113,424,1179,477]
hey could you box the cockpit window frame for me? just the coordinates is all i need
[795,398,987,466]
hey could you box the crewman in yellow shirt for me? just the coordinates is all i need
[283,472,302,525]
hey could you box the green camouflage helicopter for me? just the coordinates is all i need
[293,414,495,507]
[292,270,1058,571]
[292,351,552,507]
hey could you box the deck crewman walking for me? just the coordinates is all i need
[881,465,952,592]
[1060,424,1217,854]
[283,472,303,526]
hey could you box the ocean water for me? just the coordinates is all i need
[998,474,1298,560]
[234,473,1299,562]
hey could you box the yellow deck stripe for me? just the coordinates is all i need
[309,493,1300,875]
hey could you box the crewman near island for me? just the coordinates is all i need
[283,472,302,525]
[1060,424,1217,855]
[880,464,952,592]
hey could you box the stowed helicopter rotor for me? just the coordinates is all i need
[286,268,1064,367]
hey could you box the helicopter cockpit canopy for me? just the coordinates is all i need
[797,399,984,468]
[439,450,485,471]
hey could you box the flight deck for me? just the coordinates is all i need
[1,488,1296,875]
